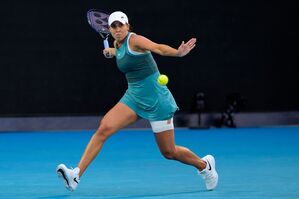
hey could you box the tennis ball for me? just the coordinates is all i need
[157,74,169,86]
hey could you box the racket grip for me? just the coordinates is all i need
[103,39,109,48]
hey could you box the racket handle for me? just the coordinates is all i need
[103,39,109,48]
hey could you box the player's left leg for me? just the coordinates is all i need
[153,122,218,190]
[154,129,206,170]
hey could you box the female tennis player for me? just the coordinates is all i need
[57,11,218,191]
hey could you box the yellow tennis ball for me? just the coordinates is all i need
[157,74,169,86]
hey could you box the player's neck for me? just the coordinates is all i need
[116,33,129,48]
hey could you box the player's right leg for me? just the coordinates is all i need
[56,102,138,191]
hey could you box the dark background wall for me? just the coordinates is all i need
[0,0,298,116]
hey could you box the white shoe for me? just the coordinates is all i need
[56,164,80,191]
[199,155,218,190]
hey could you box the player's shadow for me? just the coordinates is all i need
[37,195,71,199]
[37,190,209,199]
[120,190,209,198]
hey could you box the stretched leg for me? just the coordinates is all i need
[77,102,138,176]
[154,129,206,171]
[154,129,218,190]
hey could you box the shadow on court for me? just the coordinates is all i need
[36,190,208,199]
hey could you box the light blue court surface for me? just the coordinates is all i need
[1,127,299,199]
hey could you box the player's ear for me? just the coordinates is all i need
[126,24,131,31]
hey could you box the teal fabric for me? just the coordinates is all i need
[116,33,178,121]
[116,33,158,83]
[120,72,178,121]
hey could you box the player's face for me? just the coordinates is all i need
[109,21,129,42]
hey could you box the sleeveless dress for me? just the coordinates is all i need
[117,32,178,121]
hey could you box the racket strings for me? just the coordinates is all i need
[88,11,109,33]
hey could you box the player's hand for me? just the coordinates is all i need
[103,48,115,59]
[177,38,197,57]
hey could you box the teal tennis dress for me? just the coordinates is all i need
[117,33,178,121]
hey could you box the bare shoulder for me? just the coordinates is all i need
[130,33,145,42]
[130,33,154,46]
[128,33,147,52]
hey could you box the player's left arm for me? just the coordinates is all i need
[131,34,197,57]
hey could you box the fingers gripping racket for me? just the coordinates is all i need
[87,9,110,48]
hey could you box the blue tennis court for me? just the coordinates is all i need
[1,126,299,198]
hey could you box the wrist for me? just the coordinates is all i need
[176,50,182,57]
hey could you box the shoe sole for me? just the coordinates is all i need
[57,168,70,187]
[56,165,73,191]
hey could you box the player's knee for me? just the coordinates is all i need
[95,122,115,141]
[161,149,176,160]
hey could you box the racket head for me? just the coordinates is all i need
[87,9,110,38]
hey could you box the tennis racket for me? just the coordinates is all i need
[87,9,110,49]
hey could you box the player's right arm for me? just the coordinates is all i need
[103,48,116,58]
[102,40,116,58]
